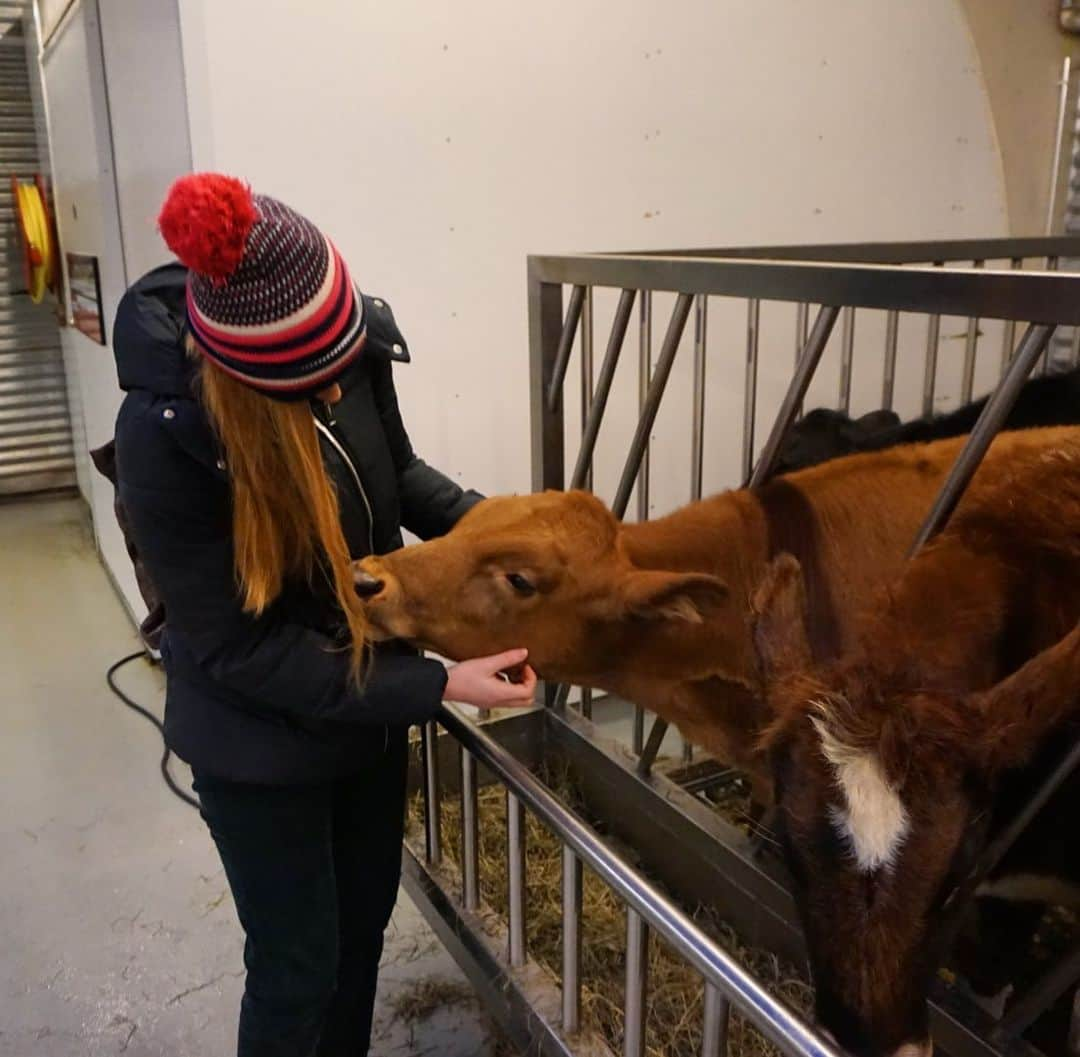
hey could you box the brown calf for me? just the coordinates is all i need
[752,440,1080,1057]
[357,426,1080,790]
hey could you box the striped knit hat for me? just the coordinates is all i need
[157,173,365,399]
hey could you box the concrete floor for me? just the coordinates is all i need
[0,496,504,1057]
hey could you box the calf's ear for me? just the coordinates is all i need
[966,622,1080,774]
[621,570,729,624]
[751,554,812,681]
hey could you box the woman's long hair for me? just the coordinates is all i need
[196,348,369,681]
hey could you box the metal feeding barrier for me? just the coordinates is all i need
[401,237,1080,1057]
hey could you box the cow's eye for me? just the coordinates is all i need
[505,573,537,597]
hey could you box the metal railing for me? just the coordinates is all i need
[406,238,1080,1057]
[420,703,846,1057]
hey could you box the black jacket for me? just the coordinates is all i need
[113,263,481,784]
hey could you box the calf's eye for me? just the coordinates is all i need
[505,572,537,597]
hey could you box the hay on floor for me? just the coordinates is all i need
[407,762,812,1057]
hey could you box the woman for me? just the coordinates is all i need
[113,173,535,1057]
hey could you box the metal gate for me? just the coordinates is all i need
[0,8,73,497]
[403,237,1080,1057]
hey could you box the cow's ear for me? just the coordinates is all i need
[621,570,730,624]
[965,622,1080,774]
[751,554,812,681]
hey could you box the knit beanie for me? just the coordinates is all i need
[157,173,365,400]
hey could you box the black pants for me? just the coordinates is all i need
[193,730,408,1057]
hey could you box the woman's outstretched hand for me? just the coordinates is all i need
[443,648,538,709]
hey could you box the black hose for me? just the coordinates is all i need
[106,651,200,811]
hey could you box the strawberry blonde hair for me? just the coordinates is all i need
[195,347,369,680]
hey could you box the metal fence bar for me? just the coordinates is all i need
[922,263,944,416]
[1042,256,1060,374]
[633,290,653,755]
[571,288,636,490]
[994,939,1080,1041]
[613,293,695,518]
[691,294,708,503]
[999,259,1022,378]
[636,714,670,777]
[461,747,480,911]
[562,845,583,1034]
[961,260,985,404]
[747,305,842,489]
[703,983,731,1057]
[423,721,442,866]
[438,702,846,1057]
[684,293,709,765]
[795,302,810,419]
[507,790,527,968]
[1072,325,1080,369]
[838,306,855,414]
[881,310,899,411]
[741,299,760,481]
[545,284,586,413]
[624,908,649,1057]
[580,287,594,489]
[909,322,1055,553]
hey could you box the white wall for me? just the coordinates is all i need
[40,0,190,620]
[176,0,1008,515]
[97,0,192,280]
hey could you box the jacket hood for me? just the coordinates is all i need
[112,262,194,397]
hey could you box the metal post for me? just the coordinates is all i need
[881,309,899,411]
[632,290,653,755]
[624,908,649,1057]
[922,263,944,416]
[562,845,583,1033]
[544,284,586,414]
[613,294,694,517]
[747,305,841,489]
[1043,256,1061,375]
[507,790,527,967]
[909,322,1055,553]
[994,940,1080,1041]
[691,294,708,504]
[1045,56,1072,236]
[702,983,731,1057]
[741,299,760,481]
[838,306,855,414]
[999,259,1022,378]
[637,290,652,521]
[961,260,984,405]
[684,294,709,765]
[1072,324,1080,369]
[580,287,594,489]
[636,715,670,777]
[529,271,567,709]
[795,302,809,420]
[422,721,442,867]
[571,288,636,489]
[461,747,480,911]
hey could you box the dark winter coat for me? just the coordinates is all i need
[112,263,481,784]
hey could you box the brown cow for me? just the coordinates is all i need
[752,440,1080,1057]
[356,426,1080,791]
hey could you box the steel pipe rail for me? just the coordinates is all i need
[437,702,848,1057]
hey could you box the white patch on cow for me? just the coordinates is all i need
[976,873,1080,909]
[811,710,910,873]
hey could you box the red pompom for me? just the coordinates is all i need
[157,173,257,284]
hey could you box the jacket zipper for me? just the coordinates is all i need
[313,416,375,556]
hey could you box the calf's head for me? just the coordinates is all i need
[354,491,733,687]
[752,555,1080,1057]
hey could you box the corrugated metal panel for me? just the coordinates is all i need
[0,15,73,496]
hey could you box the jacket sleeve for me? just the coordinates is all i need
[118,406,448,726]
[369,354,485,540]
